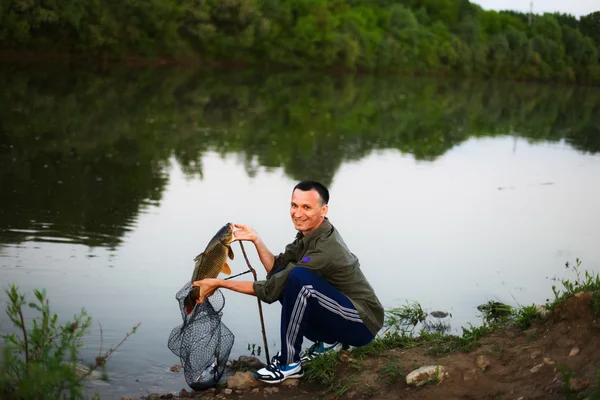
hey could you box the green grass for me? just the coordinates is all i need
[548,259,600,312]
[303,351,341,387]
[378,359,404,388]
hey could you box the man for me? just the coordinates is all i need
[192,181,384,384]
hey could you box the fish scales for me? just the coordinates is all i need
[184,223,235,314]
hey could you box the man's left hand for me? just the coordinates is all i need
[191,278,220,303]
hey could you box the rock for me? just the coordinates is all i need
[235,390,243,394]
[530,363,545,373]
[160,394,174,399]
[476,355,491,371]
[281,379,300,387]
[430,311,450,318]
[264,387,280,394]
[569,378,590,392]
[223,388,233,395]
[580,364,597,381]
[406,365,448,386]
[147,394,161,400]
[170,364,183,373]
[121,397,137,400]
[574,292,585,298]
[535,305,550,317]
[569,347,580,356]
[543,357,555,365]
[340,353,356,363]
[463,368,478,381]
[179,388,193,398]
[251,388,260,393]
[72,363,103,380]
[230,356,265,371]
[205,388,217,395]
[227,371,261,390]
[530,350,543,359]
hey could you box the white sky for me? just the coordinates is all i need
[471,0,598,17]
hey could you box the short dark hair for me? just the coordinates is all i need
[293,181,330,205]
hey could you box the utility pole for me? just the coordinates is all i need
[528,0,533,25]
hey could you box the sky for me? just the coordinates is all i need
[470,0,598,17]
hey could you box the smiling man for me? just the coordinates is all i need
[192,181,384,384]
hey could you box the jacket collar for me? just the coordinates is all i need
[295,217,332,243]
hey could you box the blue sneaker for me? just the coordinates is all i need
[254,357,303,384]
[300,341,343,363]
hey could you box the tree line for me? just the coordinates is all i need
[0,0,599,84]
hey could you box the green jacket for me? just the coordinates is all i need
[253,218,384,336]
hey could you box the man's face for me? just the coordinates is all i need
[290,189,328,235]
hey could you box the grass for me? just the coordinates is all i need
[548,258,600,312]
[303,351,341,387]
[301,259,600,396]
[485,343,506,358]
[303,351,362,399]
[383,300,427,335]
[419,322,496,356]
[378,359,404,388]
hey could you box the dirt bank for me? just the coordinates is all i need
[132,291,600,400]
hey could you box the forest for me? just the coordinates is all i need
[1,0,599,84]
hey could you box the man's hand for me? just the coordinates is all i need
[192,278,220,304]
[233,223,275,273]
[233,223,258,243]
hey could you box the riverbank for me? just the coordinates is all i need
[1,50,600,88]
[130,270,600,400]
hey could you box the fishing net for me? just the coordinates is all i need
[167,281,234,390]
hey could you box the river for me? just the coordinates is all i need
[1,64,599,398]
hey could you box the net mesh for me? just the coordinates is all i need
[167,281,234,390]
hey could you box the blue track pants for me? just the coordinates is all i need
[278,267,374,365]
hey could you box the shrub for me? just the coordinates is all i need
[0,284,140,400]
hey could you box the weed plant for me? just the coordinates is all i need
[548,258,600,312]
[0,285,139,400]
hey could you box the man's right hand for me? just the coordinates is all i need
[233,223,258,243]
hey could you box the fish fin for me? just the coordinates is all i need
[221,262,232,275]
[191,253,204,281]
[228,246,234,260]
[194,252,205,263]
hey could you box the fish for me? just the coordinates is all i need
[183,223,235,314]
[195,357,218,385]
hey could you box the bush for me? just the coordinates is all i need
[0,285,140,400]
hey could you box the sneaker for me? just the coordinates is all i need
[300,341,343,363]
[253,357,303,384]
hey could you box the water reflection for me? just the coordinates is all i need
[0,65,599,249]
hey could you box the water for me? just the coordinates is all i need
[1,64,599,398]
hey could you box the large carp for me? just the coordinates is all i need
[183,223,234,314]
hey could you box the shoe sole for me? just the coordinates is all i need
[255,372,304,384]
